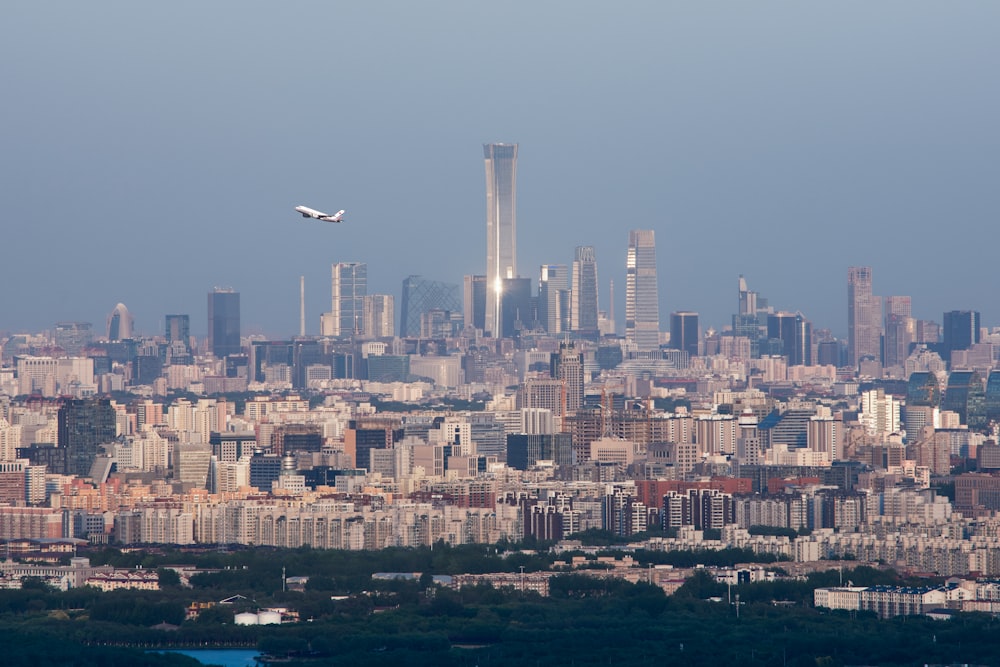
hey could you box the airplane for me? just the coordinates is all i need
[295,205,345,223]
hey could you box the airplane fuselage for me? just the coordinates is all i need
[294,205,345,223]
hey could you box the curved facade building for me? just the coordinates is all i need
[484,143,518,337]
[106,303,133,341]
[906,372,941,407]
[940,370,986,431]
[984,371,1000,426]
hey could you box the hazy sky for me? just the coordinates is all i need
[3,2,999,339]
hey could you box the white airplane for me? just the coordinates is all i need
[295,205,345,223]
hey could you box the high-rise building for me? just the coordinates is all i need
[538,264,569,334]
[884,314,915,369]
[571,246,599,337]
[847,267,880,367]
[208,289,241,358]
[625,230,660,351]
[58,398,117,478]
[165,314,190,352]
[322,262,367,338]
[484,142,518,337]
[53,322,93,355]
[463,275,487,332]
[669,311,699,358]
[738,274,757,316]
[767,311,812,366]
[943,310,981,363]
[551,342,584,414]
[363,294,394,339]
[882,296,913,368]
[399,276,462,338]
[106,303,134,341]
[500,277,533,338]
[732,275,767,357]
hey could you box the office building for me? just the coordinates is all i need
[571,246,599,337]
[53,322,93,356]
[943,310,981,364]
[106,303,134,341]
[323,262,367,338]
[767,311,812,366]
[738,275,757,316]
[484,142,518,337]
[500,277,533,338]
[941,370,986,430]
[363,294,394,339]
[208,289,241,358]
[399,276,462,338]
[551,342,584,414]
[165,314,190,346]
[847,267,880,367]
[463,275,487,332]
[58,398,117,478]
[883,296,913,368]
[625,230,660,351]
[669,311,699,358]
[538,264,569,334]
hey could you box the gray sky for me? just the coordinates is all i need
[2,2,999,339]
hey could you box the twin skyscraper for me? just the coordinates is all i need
[479,142,660,348]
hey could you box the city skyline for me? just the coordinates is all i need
[3,4,1000,337]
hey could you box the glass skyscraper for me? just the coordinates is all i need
[571,246,599,337]
[484,143,518,337]
[329,262,367,338]
[208,289,241,358]
[625,230,660,351]
[538,264,569,334]
[669,311,700,359]
[848,266,880,367]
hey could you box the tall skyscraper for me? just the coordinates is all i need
[538,264,569,334]
[463,275,487,332]
[500,277,533,338]
[322,262,367,337]
[551,342,584,414]
[363,294,394,339]
[767,311,812,366]
[943,310,981,363]
[165,314,190,345]
[484,143,518,337]
[208,289,241,358]
[883,296,913,368]
[571,246,599,337]
[625,230,660,351]
[106,303,134,341]
[738,274,757,316]
[669,311,700,358]
[847,266,880,367]
[400,276,462,338]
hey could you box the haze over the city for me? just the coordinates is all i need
[3,2,999,337]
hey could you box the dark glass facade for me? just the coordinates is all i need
[208,289,241,358]
[906,372,941,407]
[57,398,117,477]
[942,310,980,363]
[669,311,700,359]
[941,371,986,430]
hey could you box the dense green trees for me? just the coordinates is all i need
[0,545,994,665]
